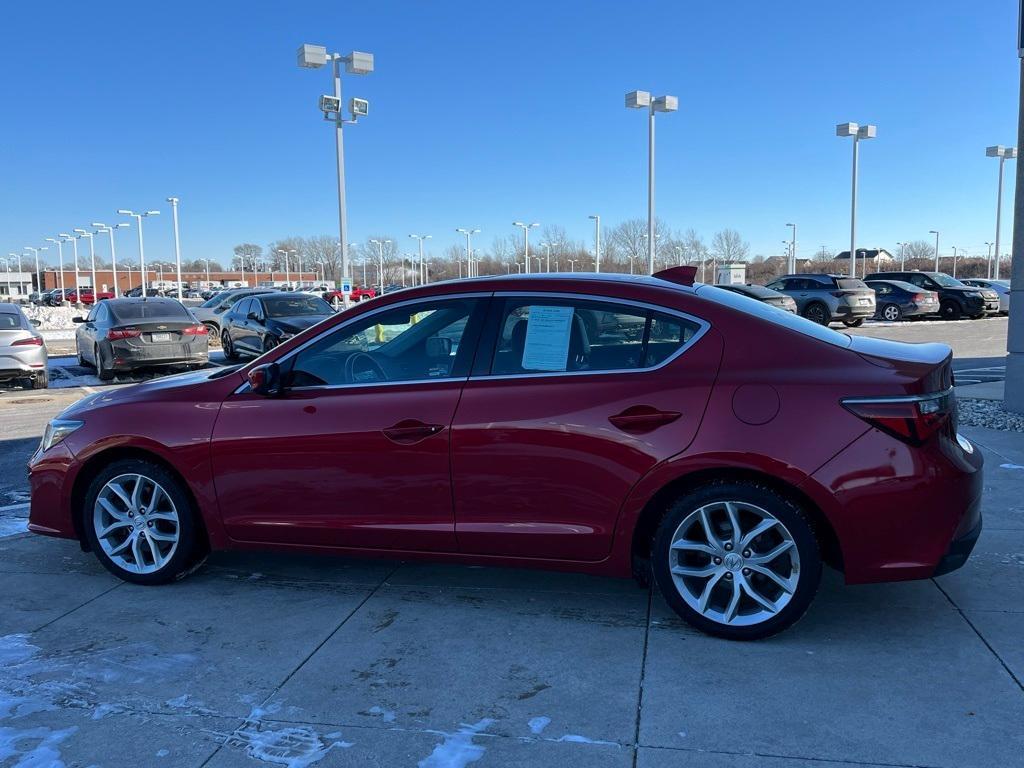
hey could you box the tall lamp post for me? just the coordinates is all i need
[23,246,46,296]
[986,146,1017,279]
[73,229,98,295]
[408,235,431,285]
[786,223,797,273]
[626,90,678,274]
[58,233,82,303]
[92,223,128,297]
[588,214,601,272]
[896,241,905,269]
[929,230,940,272]
[44,238,66,300]
[456,228,480,277]
[117,209,159,295]
[166,197,184,300]
[512,222,539,274]
[836,122,877,278]
[297,44,374,305]
[369,239,390,295]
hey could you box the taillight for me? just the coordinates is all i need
[841,390,955,446]
[12,336,43,347]
[183,325,208,335]
[912,293,926,302]
[107,328,142,340]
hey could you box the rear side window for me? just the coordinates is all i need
[836,278,869,289]
[489,297,701,376]
[0,313,20,330]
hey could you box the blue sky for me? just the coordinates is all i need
[0,0,1020,268]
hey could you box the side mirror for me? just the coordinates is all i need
[72,316,85,324]
[425,336,453,359]
[248,363,283,396]
[29,319,41,327]
[248,311,260,321]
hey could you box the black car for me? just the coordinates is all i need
[123,286,164,298]
[221,292,334,359]
[73,298,209,381]
[865,271,1000,320]
[715,283,797,313]
[192,288,275,335]
[865,279,940,322]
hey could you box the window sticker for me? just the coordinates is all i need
[521,305,574,371]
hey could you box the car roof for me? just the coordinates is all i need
[865,279,925,291]
[0,303,26,314]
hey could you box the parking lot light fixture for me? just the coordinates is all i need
[369,239,390,294]
[512,222,539,274]
[23,246,46,296]
[627,91,678,274]
[118,209,159,295]
[74,229,99,298]
[59,232,83,303]
[166,197,184,301]
[986,146,1016,279]
[297,43,374,305]
[929,230,940,272]
[896,241,904,269]
[456,228,481,278]
[786,223,797,273]
[408,235,431,284]
[92,223,128,297]
[836,122,877,278]
[44,237,66,297]
[588,214,601,272]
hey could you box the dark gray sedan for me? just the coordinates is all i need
[715,283,798,313]
[73,298,209,381]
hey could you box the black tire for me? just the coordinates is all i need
[651,480,822,641]
[222,330,239,361]
[802,303,830,326]
[939,299,962,321]
[95,345,114,381]
[77,343,91,369]
[32,371,48,389]
[263,336,279,354]
[203,323,219,343]
[82,458,202,585]
[841,318,864,328]
[879,303,903,322]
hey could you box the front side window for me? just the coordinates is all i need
[490,297,700,376]
[286,298,482,388]
[263,295,331,318]
[233,298,253,318]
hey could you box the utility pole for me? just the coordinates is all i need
[1005,17,1024,411]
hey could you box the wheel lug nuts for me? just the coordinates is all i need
[128,512,134,518]
[743,550,751,558]
[147,521,153,527]
[724,543,733,551]
[713,557,722,565]
[724,572,733,580]
[742,568,751,576]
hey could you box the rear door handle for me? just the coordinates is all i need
[609,405,681,434]
[383,419,445,444]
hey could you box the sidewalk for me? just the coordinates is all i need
[0,424,1021,767]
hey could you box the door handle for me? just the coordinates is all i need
[609,405,681,434]
[383,419,445,444]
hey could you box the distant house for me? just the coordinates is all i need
[834,248,894,262]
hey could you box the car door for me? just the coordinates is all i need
[226,298,252,352]
[210,294,488,552]
[450,292,723,562]
[77,304,100,362]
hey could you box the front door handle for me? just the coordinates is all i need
[383,419,445,444]
[609,405,681,434]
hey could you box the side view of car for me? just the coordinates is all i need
[866,271,999,320]
[960,278,1010,315]
[66,288,114,305]
[221,292,334,359]
[0,302,47,388]
[716,283,797,313]
[865,279,939,322]
[73,297,209,380]
[191,288,275,336]
[764,274,875,326]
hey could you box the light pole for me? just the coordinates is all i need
[568,258,578,272]
[456,228,480,277]
[836,122,877,278]
[118,209,159,295]
[200,258,212,286]
[297,44,374,305]
[45,238,66,300]
[92,223,128,297]
[896,241,905,269]
[539,242,552,272]
[626,90,678,274]
[165,197,184,300]
[408,235,431,285]
[124,262,133,289]
[952,246,960,278]
[986,241,994,274]
[369,239,390,295]
[512,222,539,274]
[786,223,797,273]
[59,233,82,303]
[930,230,940,272]
[276,249,296,287]
[986,146,1017,279]
[3,256,13,299]
[74,229,98,296]
[588,214,601,272]
[23,246,46,296]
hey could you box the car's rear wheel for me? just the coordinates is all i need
[95,345,114,381]
[802,302,829,326]
[652,481,822,640]
[263,336,279,353]
[83,459,201,585]
[880,303,903,322]
[32,371,48,389]
[841,318,864,328]
[939,299,962,321]
[222,330,238,360]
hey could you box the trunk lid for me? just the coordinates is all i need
[848,335,953,393]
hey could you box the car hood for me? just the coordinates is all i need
[60,366,242,417]
[270,315,329,333]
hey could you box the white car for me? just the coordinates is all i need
[961,279,1010,314]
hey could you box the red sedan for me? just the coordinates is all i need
[66,288,114,305]
[27,269,982,639]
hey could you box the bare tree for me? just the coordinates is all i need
[232,243,262,272]
[711,229,750,263]
[902,240,935,262]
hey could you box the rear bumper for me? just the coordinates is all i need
[933,515,982,577]
[833,304,875,319]
[907,302,939,316]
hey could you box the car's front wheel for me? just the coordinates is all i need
[222,330,238,360]
[652,481,822,640]
[802,303,829,326]
[83,459,202,585]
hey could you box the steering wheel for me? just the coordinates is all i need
[344,351,389,384]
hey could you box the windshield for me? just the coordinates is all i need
[931,273,965,288]
[264,295,332,317]
[111,301,191,320]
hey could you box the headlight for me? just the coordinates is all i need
[39,419,84,453]
[964,291,981,298]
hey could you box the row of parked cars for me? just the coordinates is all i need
[721,271,1007,326]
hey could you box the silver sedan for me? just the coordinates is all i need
[0,302,48,388]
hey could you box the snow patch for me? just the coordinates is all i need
[156,748,170,757]
[419,719,494,768]
[223,707,352,768]
[527,716,550,735]
[1000,463,1024,471]
[555,734,619,746]
[0,724,77,768]
[367,705,396,723]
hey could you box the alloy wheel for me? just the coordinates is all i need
[882,304,901,322]
[667,500,800,627]
[93,473,180,574]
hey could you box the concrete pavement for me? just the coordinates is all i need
[0,424,1021,767]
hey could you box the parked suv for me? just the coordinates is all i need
[865,271,999,320]
[765,274,876,326]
